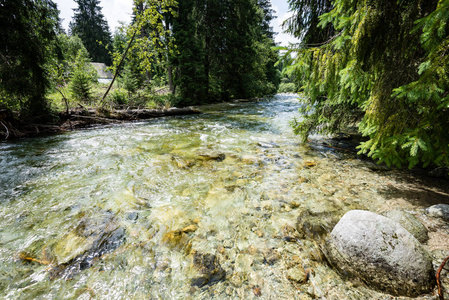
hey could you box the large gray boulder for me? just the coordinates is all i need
[324,210,435,297]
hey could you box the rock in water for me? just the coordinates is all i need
[324,210,435,297]
[426,204,449,221]
[51,211,125,279]
[190,253,226,287]
[382,210,428,243]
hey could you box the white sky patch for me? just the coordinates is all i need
[101,0,133,32]
[54,0,133,33]
[271,2,299,46]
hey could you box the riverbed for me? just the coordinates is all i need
[0,94,448,299]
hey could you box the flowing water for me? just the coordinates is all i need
[0,94,447,299]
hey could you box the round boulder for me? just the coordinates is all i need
[324,210,435,297]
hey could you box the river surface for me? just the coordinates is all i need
[0,94,447,299]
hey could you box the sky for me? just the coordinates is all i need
[53,0,299,46]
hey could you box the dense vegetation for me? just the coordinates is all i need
[0,0,280,127]
[284,0,449,168]
[115,0,281,106]
[0,0,60,120]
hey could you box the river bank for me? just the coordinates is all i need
[0,106,202,139]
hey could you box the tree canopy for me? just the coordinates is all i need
[113,0,280,105]
[285,0,449,168]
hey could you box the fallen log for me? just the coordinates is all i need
[0,107,202,139]
[109,107,201,120]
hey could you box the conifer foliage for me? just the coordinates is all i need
[69,0,112,65]
[0,0,60,117]
[286,0,449,168]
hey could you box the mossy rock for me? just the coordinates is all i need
[382,210,428,243]
[190,252,226,287]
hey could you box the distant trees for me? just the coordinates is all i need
[285,0,449,168]
[173,0,280,104]
[69,0,112,65]
[0,0,60,118]
[117,0,281,105]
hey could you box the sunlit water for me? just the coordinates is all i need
[0,94,442,299]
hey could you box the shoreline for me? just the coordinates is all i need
[0,106,202,139]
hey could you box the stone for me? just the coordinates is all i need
[303,161,317,168]
[263,248,280,265]
[382,210,428,243]
[50,210,125,279]
[324,210,435,297]
[229,273,243,287]
[252,285,262,297]
[182,224,198,233]
[257,141,279,148]
[190,252,226,287]
[197,152,226,162]
[235,254,253,272]
[287,266,307,283]
[282,224,300,241]
[53,212,124,265]
[162,230,189,248]
[296,210,339,240]
[426,204,449,221]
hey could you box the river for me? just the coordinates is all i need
[0,94,448,299]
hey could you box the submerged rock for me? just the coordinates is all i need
[162,229,190,249]
[324,210,435,297]
[257,141,279,148]
[190,252,226,287]
[182,224,198,233]
[296,210,340,240]
[50,211,125,279]
[287,266,308,284]
[197,152,226,162]
[382,210,428,243]
[426,204,449,221]
[263,248,280,265]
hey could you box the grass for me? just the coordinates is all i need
[47,81,179,112]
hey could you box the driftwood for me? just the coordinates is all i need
[437,255,449,300]
[109,107,201,120]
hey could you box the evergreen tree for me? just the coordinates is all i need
[284,0,334,44]
[70,49,97,103]
[286,0,449,168]
[69,0,112,65]
[172,0,209,103]
[172,0,280,104]
[0,0,60,118]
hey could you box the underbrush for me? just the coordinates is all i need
[47,82,180,112]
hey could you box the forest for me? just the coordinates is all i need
[0,0,281,118]
[1,0,449,169]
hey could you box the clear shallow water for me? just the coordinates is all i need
[0,95,441,299]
